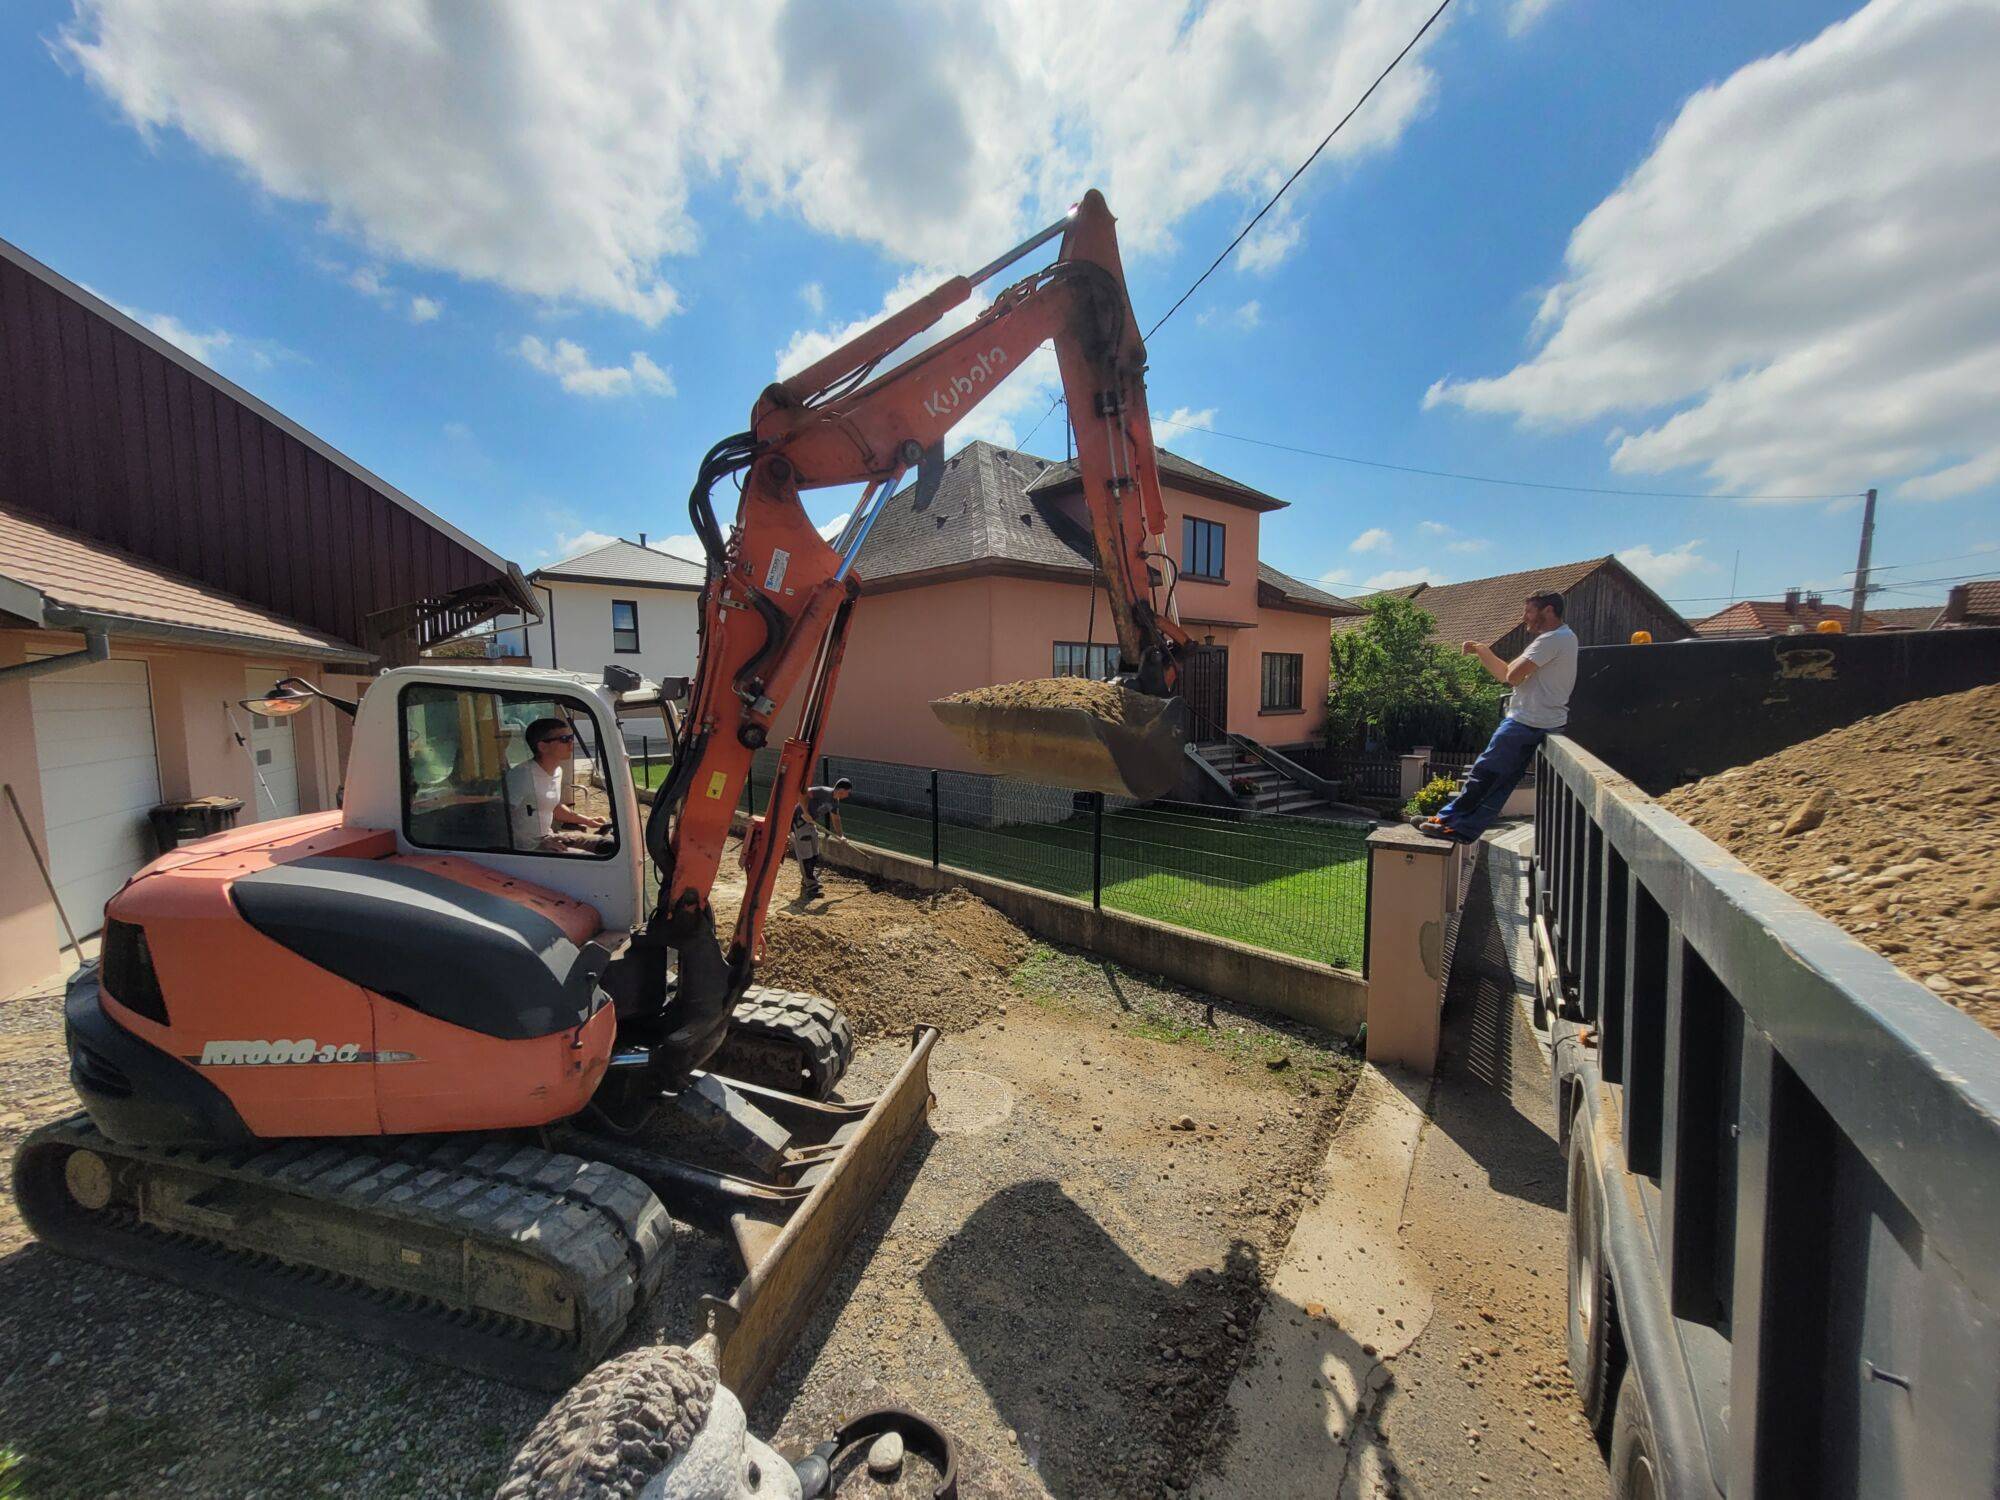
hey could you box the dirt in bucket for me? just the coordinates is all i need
[938,676,1154,724]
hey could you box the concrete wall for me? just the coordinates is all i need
[524,580,699,690]
[0,627,344,997]
[818,834,1367,1037]
[1362,824,1473,1073]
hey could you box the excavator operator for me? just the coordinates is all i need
[506,717,608,852]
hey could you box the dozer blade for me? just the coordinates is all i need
[930,692,1189,800]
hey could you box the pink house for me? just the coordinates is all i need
[815,441,1351,783]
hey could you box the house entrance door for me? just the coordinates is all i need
[1182,646,1229,740]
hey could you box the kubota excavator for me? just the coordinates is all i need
[13,191,1190,1399]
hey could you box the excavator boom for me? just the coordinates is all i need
[645,190,1186,1079]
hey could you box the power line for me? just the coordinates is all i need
[1148,413,1866,501]
[1146,0,1458,342]
[1662,570,1992,605]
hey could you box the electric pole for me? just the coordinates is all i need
[1847,487,1877,632]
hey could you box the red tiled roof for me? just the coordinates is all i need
[1951,579,2000,624]
[1867,604,1945,631]
[1691,598,1898,637]
[0,504,369,660]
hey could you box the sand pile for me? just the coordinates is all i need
[1659,682,2000,1034]
[939,676,1151,723]
[758,874,1031,1038]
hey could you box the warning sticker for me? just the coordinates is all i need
[763,547,791,591]
[704,771,729,800]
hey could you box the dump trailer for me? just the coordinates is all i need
[1531,632,2000,1499]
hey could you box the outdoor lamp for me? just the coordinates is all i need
[239,676,359,718]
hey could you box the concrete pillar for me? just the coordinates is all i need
[1363,824,1467,1074]
[1398,752,1430,801]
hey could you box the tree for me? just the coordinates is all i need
[1326,594,1506,751]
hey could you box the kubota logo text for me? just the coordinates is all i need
[191,1039,414,1065]
[923,345,1008,420]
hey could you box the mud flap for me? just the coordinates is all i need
[929,694,1189,799]
[701,1026,939,1403]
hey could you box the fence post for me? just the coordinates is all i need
[929,769,941,868]
[1091,792,1104,909]
[641,735,651,786]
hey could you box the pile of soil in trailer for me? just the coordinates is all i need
[939,676,1150,723]
[1658,682,2000,1034]
[0,859,1357,1499]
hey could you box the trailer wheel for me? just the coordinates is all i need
[1566,1112,1620,1430]
[1608,1368,1663,1500]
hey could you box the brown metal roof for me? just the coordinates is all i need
[0,235,535,662]
[0,503,368,660]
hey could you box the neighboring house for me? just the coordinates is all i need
[1941,579,2000,628]
[811,440,1352,776]
[0,234,535,994]
[1691,589,1920,637]
[516,536,704,689]
[1336,557,1692,655]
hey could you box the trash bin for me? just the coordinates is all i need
[148,796,245,854]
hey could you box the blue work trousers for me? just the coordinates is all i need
[1438,716,1547,841]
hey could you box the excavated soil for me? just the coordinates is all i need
[1659,682,2000,1034]
[0,855,1357,1498]
[940,677,1153,724]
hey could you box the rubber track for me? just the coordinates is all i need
[711,985,855,1100]
[13,1114,674,1391]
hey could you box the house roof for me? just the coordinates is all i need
[1691,598,1895,637]
[1332,558,1643,646]
[1949,579,2000,625]
[1257,562,1362,616]
[847,441,1099,584]
[1026,447,1287,512]
[532,538,707,591]
[1867,604,1945,631]
[0,504,370,661]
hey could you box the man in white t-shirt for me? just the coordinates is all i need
[504,718,606,850]
[1416,591,1578,844]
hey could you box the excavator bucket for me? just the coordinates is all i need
[930,682,1190,801]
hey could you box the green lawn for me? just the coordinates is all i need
[837,801,1368,970]
[629,757,1369,969]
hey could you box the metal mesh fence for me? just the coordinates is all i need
[824,755,1369,971]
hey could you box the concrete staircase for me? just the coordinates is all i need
[1193,740,1332,818]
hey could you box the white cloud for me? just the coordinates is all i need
[1427,0,2000,501]
[1617,540,1715,592]
[1363,566,1446,590]
[408,295,443,323]
[646,533,707,563]
[1350,527,1393,553]
[1160,406,1217,433]
[546,528,620,563]
[518,336,674,398]
[817,512,852,546]
[63,1,1445,322]
[1235,201,1306,274]
[800,281,825,317]
[443,420,473,440]
[346,264,390,299]
[1316,566,1357,588]
[1197,299,1263,331]
[1416,518,1491,553]
[135,311,242,368]
[1507,0,1563,38]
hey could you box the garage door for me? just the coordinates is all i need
[244,667,301,819]
[30,657,162,938]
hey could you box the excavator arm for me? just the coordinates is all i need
[641,190,1188,1078]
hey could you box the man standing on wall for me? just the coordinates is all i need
[1416,592,1577,843]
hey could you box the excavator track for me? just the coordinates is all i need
[13,1113,675,1391]
[710,986,855,1101]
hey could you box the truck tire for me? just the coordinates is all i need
[1608,1368,1664,1500]
[709,986,854,1101]
[1566,1112,1620,1430]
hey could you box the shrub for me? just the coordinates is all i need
[1404,775,1459,819]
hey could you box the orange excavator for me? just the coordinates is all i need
[13,191,1190,1399]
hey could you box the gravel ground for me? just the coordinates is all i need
[0,862,1357,1498]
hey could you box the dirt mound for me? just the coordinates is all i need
[757,872,1031,1038]
[938,676,1148,723]
[1659,682,2000,1034]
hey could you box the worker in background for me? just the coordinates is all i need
[790,806,825,901]
[1415,591,1578,844]
[507,718,606,851]
[802,777,852,841]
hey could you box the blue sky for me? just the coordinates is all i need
[4,0,1994,621]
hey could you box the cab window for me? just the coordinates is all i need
[399,682,618,859]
